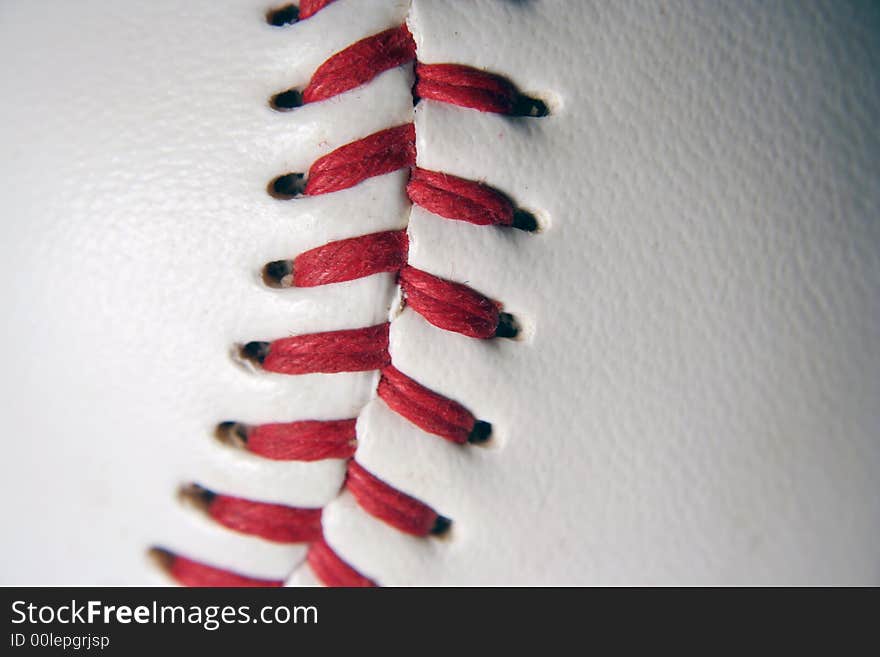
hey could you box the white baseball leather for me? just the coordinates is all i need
[1,0,878,585]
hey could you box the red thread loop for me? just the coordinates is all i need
[244,419,357,461]
[377,365,488,444]
[346,460,446,536]
[307,536,376,587]
[293,230,408,287]
[416,63,547,116]
[407,168,517,227]
[165,553,283,587]
[207,494,323,544]
[306,124,415,196]
[303,25,416,104]
[259,323,391,375]
[399,266,501,339]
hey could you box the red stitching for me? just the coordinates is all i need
[306,124,416,196]
[270,229,504,338]
[298,0,336,21]
[408,167,517,226]
[415,63,519,114]
[166,554,284,587]
[307,536,377,587]
[288,9,538,116]
[233,419,357,461]
[291,230,408,287]
[377,364,485,445]
[170,10,545,587]
[303,25,416,104]
[302,126,532,231]
[346,460,445,536]
[207,494,323,544]
[399,265,502,339]
[257,323,391,375]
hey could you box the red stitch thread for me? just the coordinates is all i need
[256,323,391,375]
[305,124,415,196]
[207,494,323,543]
[272,233,510,338]
[377,365,488,444]
[292,230,408,287]
[167,554,283,587]
[346,460,446,536]
[416,63,540,115]
[303,25,416,104]
[307,537,376,587]
[172,11,544,588]
[282,26,543,118]
[399,265,502,339]
[408,167,517,227]
[267,245,506,340]
[298,0,335,21]
[245,419,357,461]
[299,128,534,230]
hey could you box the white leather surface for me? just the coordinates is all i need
[0,0,410,583]
[2,0,879,585]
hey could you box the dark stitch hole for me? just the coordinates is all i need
[216,421,250,448]
[266,4,299,26]
[431,515,452,536]
[147,546,175,574]
[262,260,295,288]
[178,483,216,511]
[468,420,493,444]
[495,312,520,339]
[268,173,307,199]
[512,209,539,232]
[241,341,270,365]
[511,94,550,118]
[270,88,304,111]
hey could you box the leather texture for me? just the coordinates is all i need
[1,0,879,585]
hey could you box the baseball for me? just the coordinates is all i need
[1,0,878,586]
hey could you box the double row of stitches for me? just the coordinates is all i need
[160,0,546,587]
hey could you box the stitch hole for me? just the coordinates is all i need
[215,421,250,449]
[266,4,299,26]
[178,483,216,513]
[522,208,551,233]
[512,209,539,232]
[240,341,270,366]
[270,88,304,111]
[510,94,550,118]
[262,260,295,288]
[268,173,307,199]
[431,515,452,536]
[147,546,176,575]
[495,313,520,339]
[468,420,493,444]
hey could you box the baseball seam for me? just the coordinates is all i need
[151,0,548,587]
